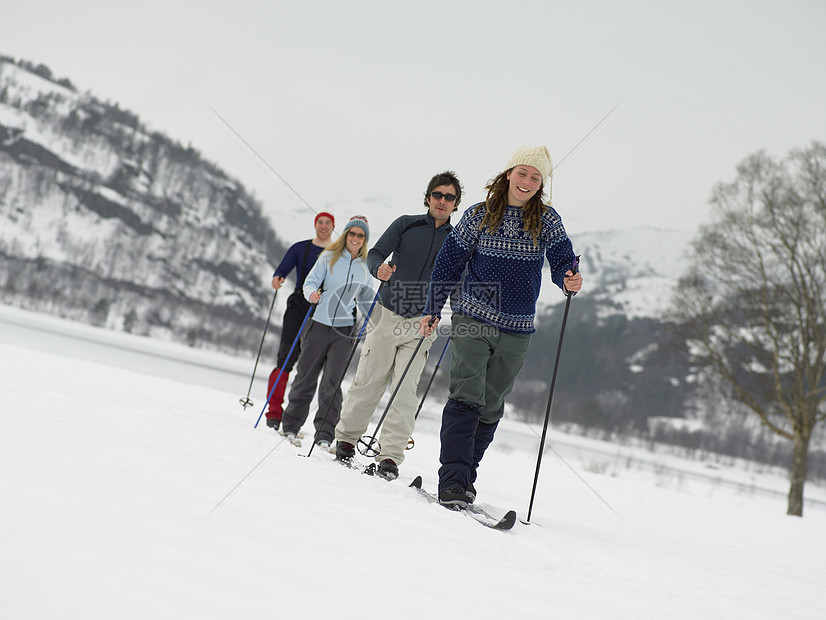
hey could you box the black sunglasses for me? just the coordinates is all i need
[430,191,457,202]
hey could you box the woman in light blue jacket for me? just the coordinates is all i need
[280,216,376,449]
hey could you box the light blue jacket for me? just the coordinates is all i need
[303,251,377,327]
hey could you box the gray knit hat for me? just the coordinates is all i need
[343,215,369,242]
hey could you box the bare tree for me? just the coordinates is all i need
[672,142,826,516]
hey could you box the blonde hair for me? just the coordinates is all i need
[475,169,548,246]
[324,231,369,268]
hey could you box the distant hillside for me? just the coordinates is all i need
[535,227,693,320]
[0,57,288,352]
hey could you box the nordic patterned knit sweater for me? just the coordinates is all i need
[424,202,577,334]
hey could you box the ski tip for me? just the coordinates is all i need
[409,475,423,489]
[498,510,518,530]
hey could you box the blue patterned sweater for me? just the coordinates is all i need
[424,202,577,334]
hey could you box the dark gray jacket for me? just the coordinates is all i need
[367,212,453,318]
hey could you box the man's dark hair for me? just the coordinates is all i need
[423,170,463,212]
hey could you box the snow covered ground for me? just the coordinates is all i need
[2,305,825,619]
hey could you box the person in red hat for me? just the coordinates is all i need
[265,211,335,431]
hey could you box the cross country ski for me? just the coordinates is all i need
[409,476,517,531]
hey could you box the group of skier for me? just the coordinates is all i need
[261,145,582,508]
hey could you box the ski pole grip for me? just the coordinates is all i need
[565,255,581,296]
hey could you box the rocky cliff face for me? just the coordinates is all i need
[0,58,287,352]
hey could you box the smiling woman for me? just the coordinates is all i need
[280,215,376,449]
[339,214,369,258]
[345,221,367,256]
[420,145,583,507]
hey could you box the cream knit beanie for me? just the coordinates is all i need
[506,145,553,203]
[506,145,552,179]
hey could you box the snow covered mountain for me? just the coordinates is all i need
[0,57,288,351]
[535,226,693,320]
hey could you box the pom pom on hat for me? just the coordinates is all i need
[506,145,553,181]
[314,211,335,227]
[343,215,369,242]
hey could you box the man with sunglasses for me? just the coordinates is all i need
[334,171,463,479]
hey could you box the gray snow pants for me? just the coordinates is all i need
[280,320,355,443]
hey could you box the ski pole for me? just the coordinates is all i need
[525,256,580,524]
[358,331,430,457]
[415,336,449,422]
[304,285,383,457]
[253,302,316,429]
[240,288,278,410]
[406,336,450,450]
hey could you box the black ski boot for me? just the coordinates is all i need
[335,441,355,462]
[376,459,399,481]
[438,487,472,509]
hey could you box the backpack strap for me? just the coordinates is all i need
[299,240,313,288]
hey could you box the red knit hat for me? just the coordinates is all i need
[314,212,335,227]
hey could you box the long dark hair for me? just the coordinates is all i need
[475,169,548,246]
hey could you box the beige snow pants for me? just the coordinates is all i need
[335,304,434,465]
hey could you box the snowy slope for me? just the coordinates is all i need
[2,305,825,619]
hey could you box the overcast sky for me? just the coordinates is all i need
[4,0,826,245]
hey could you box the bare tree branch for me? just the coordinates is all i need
[672,142,826,516]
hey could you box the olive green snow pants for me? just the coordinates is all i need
[447,314,531,424]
